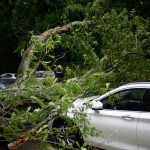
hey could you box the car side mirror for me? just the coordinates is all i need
[92,101,103,110]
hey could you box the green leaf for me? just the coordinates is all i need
[30,96,45,108]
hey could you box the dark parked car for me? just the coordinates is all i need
[0,73,16,88]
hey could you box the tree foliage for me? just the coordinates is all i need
[0,0,150,149]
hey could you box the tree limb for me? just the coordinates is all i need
[17,21,93,81]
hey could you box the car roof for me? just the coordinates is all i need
[120,82,150,89]
[125,81,150,85]
[97,82,150,100]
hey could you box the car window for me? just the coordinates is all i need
[101,89,145,111]
[142,89,150,112]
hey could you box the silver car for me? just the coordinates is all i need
[50,82,150,150]
[0,73,16,87]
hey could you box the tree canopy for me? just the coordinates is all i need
[0,0,149,74]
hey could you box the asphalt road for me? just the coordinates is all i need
[17,141,46,150]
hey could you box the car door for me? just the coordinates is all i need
[85,88,145,150]
[137,89,150,150]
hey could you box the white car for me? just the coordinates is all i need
[50,82,150,150]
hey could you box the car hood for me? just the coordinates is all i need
[73,96,100,108]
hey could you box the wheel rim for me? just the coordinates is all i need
[55,124,77,146]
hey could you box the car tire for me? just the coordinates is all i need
[48,121,83,149]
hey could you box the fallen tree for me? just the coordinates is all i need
[1,20,100,150]
[17,21,93,81]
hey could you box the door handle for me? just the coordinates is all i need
[121,115,134,121]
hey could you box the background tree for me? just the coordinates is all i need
[0,0,149,74]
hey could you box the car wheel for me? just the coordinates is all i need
[49,122,83,149]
